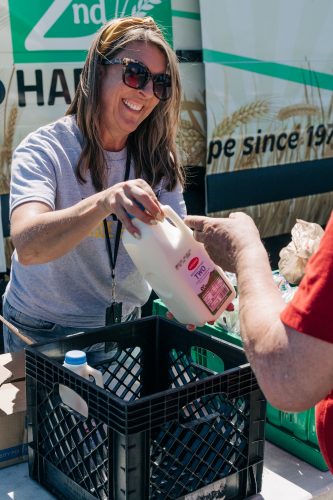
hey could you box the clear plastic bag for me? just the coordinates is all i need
[278,219,324,285]
[216,295,240,336]
[216,271,298,337]
[272,270,298,303]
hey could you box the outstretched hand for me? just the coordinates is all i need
[184,212,261,273]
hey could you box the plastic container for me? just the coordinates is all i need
[25,316,266,500]
[123,205,236,326]
[265,407,328,471]
[59,350,104,417]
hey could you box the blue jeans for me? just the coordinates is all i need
[2,298,140,352]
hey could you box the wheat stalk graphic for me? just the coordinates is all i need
[208,83,333,237]
[131,0,162,16]
[277,103,319,121]
[177,97,206,166]
[212,100,270,139]
[0,106,17,194]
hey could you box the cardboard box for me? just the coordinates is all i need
[0,350,27,468]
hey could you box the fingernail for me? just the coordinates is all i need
[187,324,196,331]
[156,214,164,222]
[133,232,141,239]
[149,219,158,225]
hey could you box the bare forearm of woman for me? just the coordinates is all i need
[12,178,163,265]
[11,193,109,265]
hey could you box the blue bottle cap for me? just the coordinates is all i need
[64,350,87,365]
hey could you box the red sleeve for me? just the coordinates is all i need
[281,213,333,473]
[315,392,333,472]
[280,212,333,344]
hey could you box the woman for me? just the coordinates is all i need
[3,16,186,352]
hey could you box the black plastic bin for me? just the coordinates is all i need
[25,316,266,499]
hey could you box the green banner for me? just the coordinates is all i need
[8,0,172,63]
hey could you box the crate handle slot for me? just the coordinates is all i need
[190,346,225,373]
[58,383,89,419]
[179,393,229,426]
[180,411,221,428]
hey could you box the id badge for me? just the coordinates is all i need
[105,302,122,325]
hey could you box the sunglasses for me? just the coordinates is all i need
[101,57,171,101]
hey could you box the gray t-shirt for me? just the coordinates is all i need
[5,115,186,328]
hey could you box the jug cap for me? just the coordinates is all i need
[64,350,87,365]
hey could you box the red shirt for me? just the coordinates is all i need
[280,212,333,471]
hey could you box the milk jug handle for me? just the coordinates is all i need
[86,365,104,388]
[163,205,193,236]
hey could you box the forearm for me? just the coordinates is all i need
[12,178,164,265]
[12,192,109,264]
[185,213,333,410]
[235,244,294,403]
[235,244,324,411]
[236,243,285,348]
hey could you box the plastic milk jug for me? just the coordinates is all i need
[122,205,236,326]
[59,350,104,417]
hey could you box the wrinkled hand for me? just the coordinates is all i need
[184,212,261,273]
[103,179,164,236]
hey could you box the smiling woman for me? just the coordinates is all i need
[3,16,186,352]
[97,43,169,150]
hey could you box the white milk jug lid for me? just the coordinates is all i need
[64,350,87,365]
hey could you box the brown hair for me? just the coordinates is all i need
[66,16,184,192]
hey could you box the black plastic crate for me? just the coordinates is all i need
[25,316,266,499]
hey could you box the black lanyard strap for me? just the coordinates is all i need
[103,218,122,281]
[103,148,131,293]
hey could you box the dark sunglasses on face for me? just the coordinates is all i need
[100,56,171,101]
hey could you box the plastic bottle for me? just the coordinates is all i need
[59,350,104,417]
[122,205,236,326]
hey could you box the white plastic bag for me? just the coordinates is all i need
[278,219,324,285]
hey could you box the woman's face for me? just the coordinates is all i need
[98,41,167,151]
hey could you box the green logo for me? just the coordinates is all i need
[8,0,172,63]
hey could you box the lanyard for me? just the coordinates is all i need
[103,148,131,323]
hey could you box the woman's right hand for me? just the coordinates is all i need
[101,179,165,237]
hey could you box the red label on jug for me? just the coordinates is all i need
[176,250,233,314]
[188,257,199,271]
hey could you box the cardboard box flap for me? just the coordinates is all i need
[0,351,25,386]
[0,354,27,470]
[0,380,26,415]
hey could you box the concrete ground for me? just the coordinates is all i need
[1,442,333,499]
